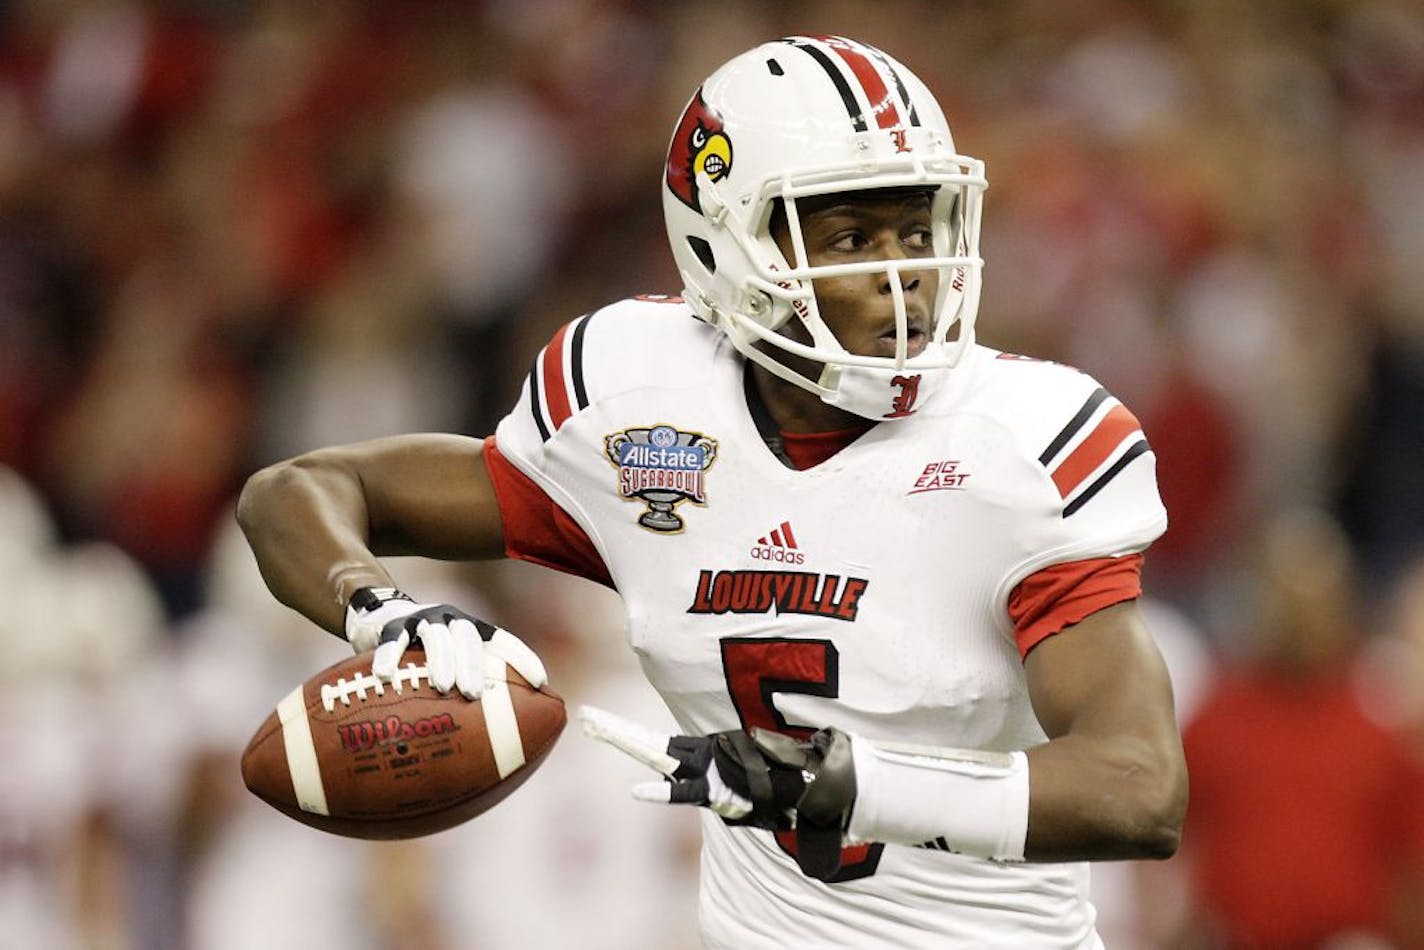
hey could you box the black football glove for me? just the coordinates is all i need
[579,706,857,880]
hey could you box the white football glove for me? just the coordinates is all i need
[344,587,548,700]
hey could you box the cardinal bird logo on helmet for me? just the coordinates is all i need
[667,89,733,212]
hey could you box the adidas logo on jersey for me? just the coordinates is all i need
[751,521,805,565]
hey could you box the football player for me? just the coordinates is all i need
[239,35,1187,948]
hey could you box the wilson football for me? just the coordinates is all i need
[241,649,565,839]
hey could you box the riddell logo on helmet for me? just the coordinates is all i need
[666,89,733,212]
[750,520,805,564]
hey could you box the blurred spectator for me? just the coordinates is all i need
[0,465,166,950]
[390,34,573,435]
[1361,557,1424,949]
[41,257,254,618]
[0,464,55,567]
[1366,558,1424,749]
[1177,508,1424,949]
[1338,333,1424,601]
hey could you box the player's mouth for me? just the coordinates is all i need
[873,323,928,360]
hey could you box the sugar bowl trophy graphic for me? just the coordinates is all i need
[605,424,718,532]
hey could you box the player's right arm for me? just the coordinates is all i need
[237,305,638,694]
[237,434,506,635]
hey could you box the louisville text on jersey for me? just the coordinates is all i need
[688,569,869,621]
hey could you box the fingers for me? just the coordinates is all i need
[485,627,548,690]
[448,618,485,701]
[362,605,551,703]
[372,617,462,696]
[632,772,753,820]
[632,780,678,804]
[418,618,456,693]
[704,762,754,820]
[371,628,410,681]
[578,705,682,777]
[580,708,762,819]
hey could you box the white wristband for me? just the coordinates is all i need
[845,735,1030,862]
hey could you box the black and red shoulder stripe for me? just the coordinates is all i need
[526,313,593,441]
[1038,387,1151,517]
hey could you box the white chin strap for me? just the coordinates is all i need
[818,355,950,422]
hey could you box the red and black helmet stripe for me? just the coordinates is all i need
[818,35,907,131]
[782,38,867,131]
[873,51,922,127]
[781,36,918,133]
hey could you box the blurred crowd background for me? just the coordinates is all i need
[2,0,1424,947]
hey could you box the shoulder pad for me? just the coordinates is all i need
[960,350,1154,519]
[513,295,722,443]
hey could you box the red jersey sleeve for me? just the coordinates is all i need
[1007,554,1144,659]
[482,436,615,590]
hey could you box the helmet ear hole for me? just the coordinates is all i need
[687,236,717,273]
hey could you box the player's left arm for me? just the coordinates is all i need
[579,601,1186,878]
[1021,598,1187,861]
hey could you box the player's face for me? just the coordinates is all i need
[770,188,939,362]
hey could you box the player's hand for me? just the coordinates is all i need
[578,705,857,880]
[344,587,548,700]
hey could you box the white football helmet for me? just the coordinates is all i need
[663,35,987,420]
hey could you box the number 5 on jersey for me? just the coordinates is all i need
[720,636,884,882]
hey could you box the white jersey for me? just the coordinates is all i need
[493,297,1166,948]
